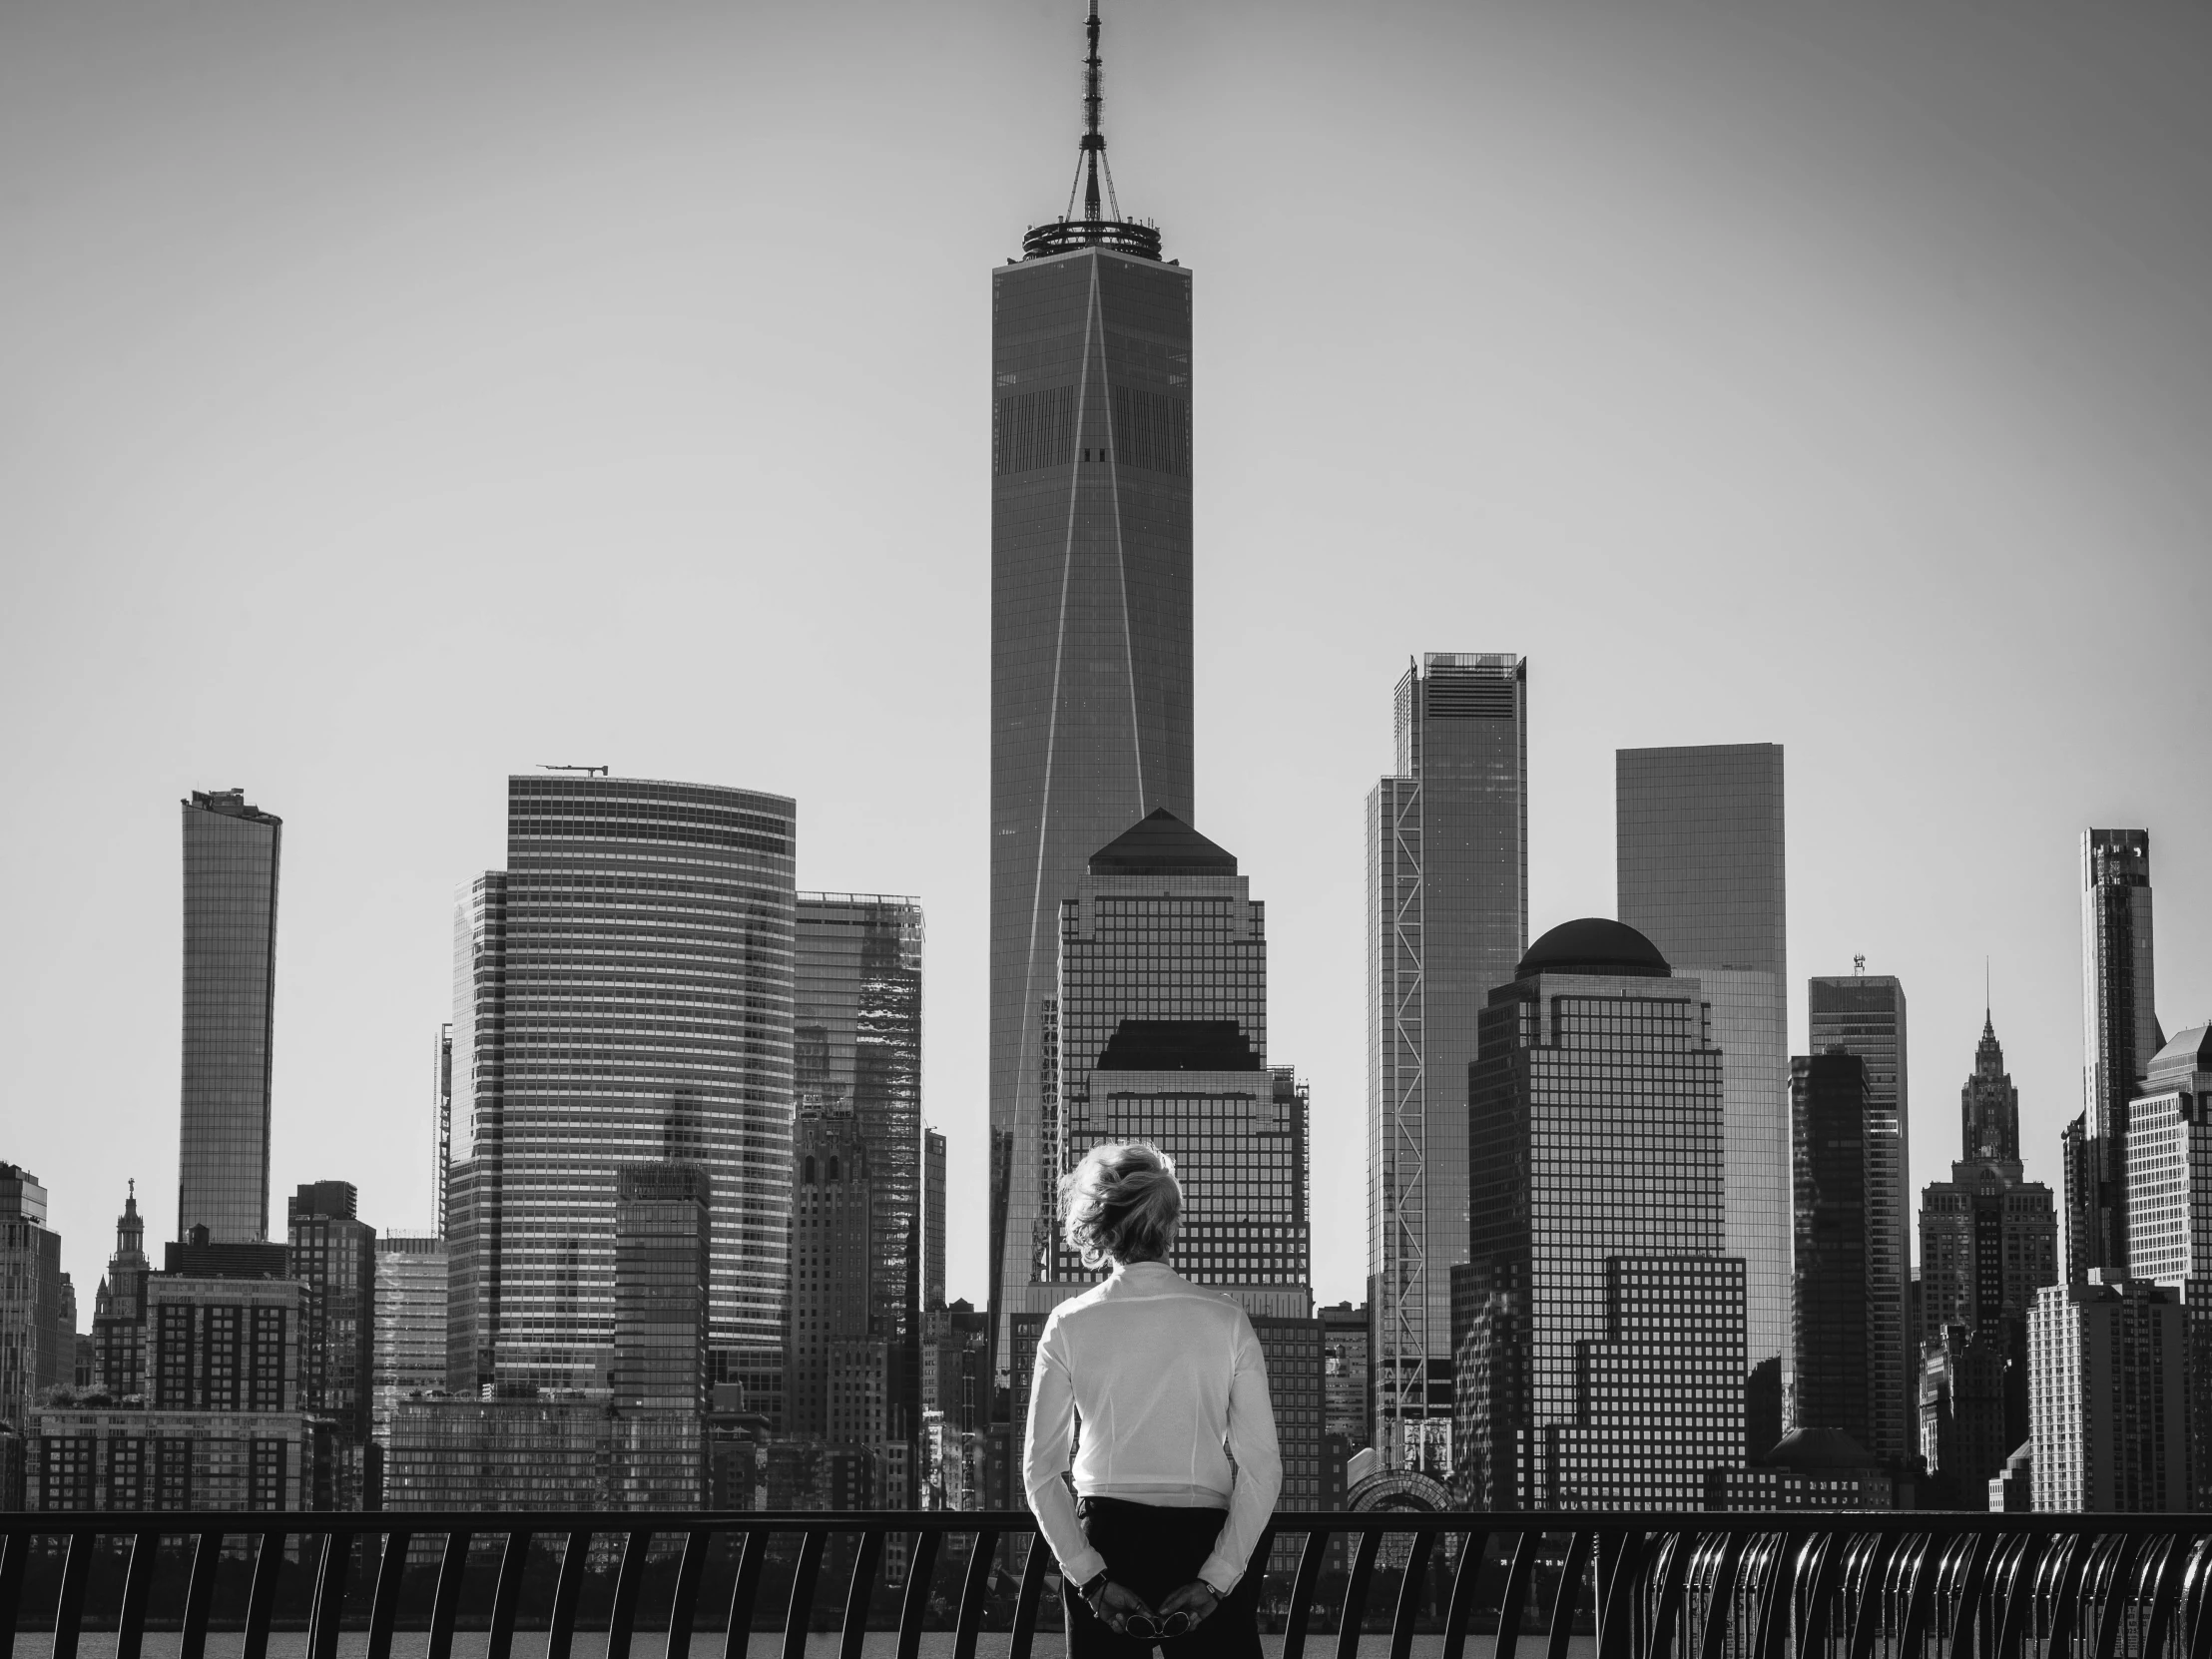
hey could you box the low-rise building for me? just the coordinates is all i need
[1705,1427,1893,1510]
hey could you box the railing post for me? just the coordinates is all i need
[782,1529,829,1659]
[1009,1530,1050,1659]
[838,1529,884,1659]
[608,1530,653,1659]
[427,1530,474,1659]
[488,1530,533,1659]
[1282,1528,1328,1659]
[726,1528,770,1659]
[1694,1532,1747,1659]
[366,1528,413,1659]
[50,1528,97,1659]
[892,1529,939,1659]
[1546,1530,1593,1659]
[308,1529,351,1659]
[242,1529,286,1659]
[2091,1536,2147,1659]
[547,1530,593,1659]
[116,1530,161,1659]
[952,1528,999,1659]
[1389,1530,1434,1659]
[1441,1528,1490,1659]
[669,1528,712,1659]
[179,1528,225,1659]
[1338,1528,1383,1659]
[1493,1529,1542,1659]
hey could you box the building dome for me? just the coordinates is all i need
[1768,1426,1878,1471]
[1515,917,1670,980]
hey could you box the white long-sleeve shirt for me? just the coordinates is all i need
[1021,1261,1283,1593]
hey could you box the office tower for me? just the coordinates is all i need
[1615,744,1791,1412]
[446,774,796,1400]
[178,789,281,1243]
[371,1232,448,1445]
[1915,1014,2058,1474]
[2077,830,2160,1278]
[787,1115,873,1440]
[1369,653,1528,1464]
[797,893,923,1450]
[1319,1301,1371,1449]
[2124,1024,2212,1507]
[434,1024,453,1238]
[92,1183,152,1395]
[1050,811,1311,1310]
[2061,1117,2098,1287]
[1918,1325,2009,1505]
[0,1165,64,1430]
[610,1161,710,1508]
[1807,975,1913,1467]
[286,1183,375,1443]
[1252,1316,1327,1521]
[2029,1276,2188,1512]
[1463,919,1745,1511]
[1789,1051,1891,1456]
[990,4,1196,1371]
[923,1128,946,1313]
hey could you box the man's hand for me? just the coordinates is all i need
[1090,1580,1155,1635]
[1157,1581,1222,1629]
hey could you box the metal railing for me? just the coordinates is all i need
[1,1511,2208,1659]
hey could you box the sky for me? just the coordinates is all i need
[4,0,2209,1313]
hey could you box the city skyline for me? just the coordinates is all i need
[7,1,2212,1315]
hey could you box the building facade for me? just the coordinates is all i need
[2123,1024,2212,1508]
[989,20,1197,1370]
[2028,1276,2187,1512]
[384,1397,611,1511]
[371,1232,447,1444]
[2074,830,2159,1280]
[1462,919,1744,1511]
[286,1182,375,1443]
[91,1185,152,1397]
[787,1115,873,1441]
[610,1161,711,1508]
[0,1165,65,1433]
[1789,1052,1884,1453]
[1807,975,1914,1467]
[179,789,282,1244]
[447,774,796,1402]
[1368,653,1528,1465]
[1615,743,1791,1403]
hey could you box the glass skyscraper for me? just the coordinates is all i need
[446,774,795,1400]
[2072,829,2159,1280]
[1614,744,1790,1403]
[179,788,282,1244]
[1807,973,1913,1466]
[1461,919,1743,1510]
[989,6,1195,1366]
[1368,652,1527,1464]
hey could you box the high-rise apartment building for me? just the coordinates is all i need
[2073,830,2160,1280]
[1615,744,1790,1408]
[797,894,922,1448]
[1807,974,1913,1467]
[179,789,281,1243]
[2124,1023,2212,1508]
[371,1233,447,1445]
[1462,919,1745,1510]
[990,7,1196,1371]
[0,1165,65,1432]
[1369,653,1528,1462]
[2029,1275,2188,1512]
[286,1183,375,1447]
[446,774,795,1401]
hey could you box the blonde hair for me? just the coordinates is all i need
[1060,1141,1182,1269]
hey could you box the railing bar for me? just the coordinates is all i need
[2092,1534,2146,1659]
[669,1528,712,1659]
[241,1530,285,1659]
[1282,1528,1328,1659]
[2141,1536,2190,1659]
[1339,1528,1384,1659]
[1795,1532,1849,1659]
[427,1529,475,1659]
[116,1530,161,1659]
[782,1528,829,1659]
[488,1530,534,1659]
[839,1529,885,1659]
[893,1529,939,1659]
[608,1529,652,1659]
[50,1529,96,1659]
[1596,1531,1645,1659]
[308,1531,350,1659]
[2184,1537,2212,1659]
[1942,1530,1998,1659]
[1645,1532,1693,1659]
[2044,1533,2096,1659]
[547,1529,592,1659]
[727,1528,771,1659]
[1008,1531,1051,1659]
[1847,1531,1906,1659]
[1893,1533,1942,1659]
[180,1528,225,1659]
[1545,1531,1592,1659]
[0,1529,22,1659]
[1990,1533,2044,1659]
[952,1528,1000,1659]
[1694,1533,1747,1659]
[1441,1529,1491,1659]
[1390,1530,1435,1659]
[1494,1530,1543,1659]
[1749,1531,1802,1659]
[366,1528,413,1659]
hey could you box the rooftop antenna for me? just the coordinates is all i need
[1062,1,1123,226]
[540,764,610,777]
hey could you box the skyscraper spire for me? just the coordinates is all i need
[1026,1,1160,261]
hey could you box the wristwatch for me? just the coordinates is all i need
[1075,1570,1112,1608]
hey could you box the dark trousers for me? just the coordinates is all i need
[1064,1496,1264,1659]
